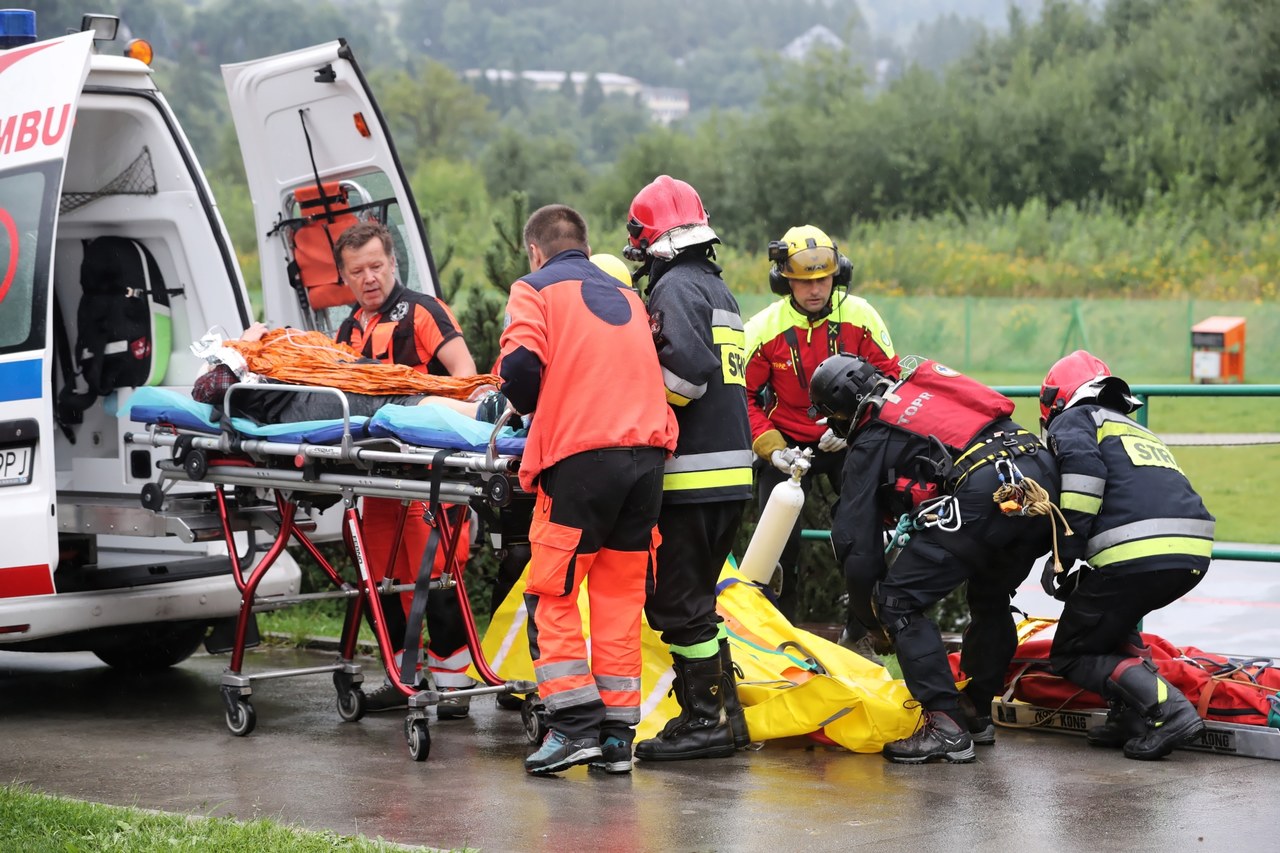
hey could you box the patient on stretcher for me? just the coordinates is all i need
[191,322,505,425]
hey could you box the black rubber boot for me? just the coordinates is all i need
[634,654,735,761]
[719,639,751,749]
[882,710,976,764]
[1107,661,1205,761]
[1085,700,1148,749]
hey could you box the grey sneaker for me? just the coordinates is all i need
[590,736,633,774]
[363,680,408,713]
[525,730,602,775]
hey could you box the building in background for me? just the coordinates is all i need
[464,69,690,125]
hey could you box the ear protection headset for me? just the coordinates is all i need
[767,239,853,296]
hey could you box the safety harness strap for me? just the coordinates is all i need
[950,429,1038,490]
[399,448,452,686]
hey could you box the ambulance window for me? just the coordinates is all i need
[349,171,434,298]
[0,165,54,355]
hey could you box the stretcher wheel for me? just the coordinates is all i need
[139,482,165,511]
[521,695,548,745]
[225,698,256,737]
[184,449,209,481]
[337,687,366,722]
[486,474,511,507]
[405,717,431,761]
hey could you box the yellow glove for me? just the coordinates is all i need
[752,429,786,460]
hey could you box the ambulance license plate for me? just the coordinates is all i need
[0,444,33,487]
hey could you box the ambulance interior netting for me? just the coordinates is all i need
[59,146,157,215]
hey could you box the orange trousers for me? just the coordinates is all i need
[524,447,664,739]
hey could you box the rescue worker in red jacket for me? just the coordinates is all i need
[333,221,479,717]
[499,204,677,775]
[1040,351,1212,760]
[810,354,1059,764]
[622,176,756,762]
[744,224,898,648]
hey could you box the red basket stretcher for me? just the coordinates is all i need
[122,384,536,761]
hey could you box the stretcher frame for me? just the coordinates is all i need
[991,698,1280,760]
[124,384,536,761]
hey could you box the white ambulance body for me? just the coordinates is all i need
[0,13,441,667]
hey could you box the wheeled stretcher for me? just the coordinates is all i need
[121,385,536,761]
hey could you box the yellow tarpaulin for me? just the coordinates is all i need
[477,562,919,752]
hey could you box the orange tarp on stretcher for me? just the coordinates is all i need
[226,328,498,399]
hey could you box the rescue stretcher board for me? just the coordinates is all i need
[992,699,1280,761]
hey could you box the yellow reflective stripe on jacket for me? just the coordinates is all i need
[661,446,754,491]
[664,468,754,492]
[667,388,692,407]
[1096,419,1158,443]
[1061,492,1102,514]
[1060,472,1104,514]
[1086,517,1216,566]
[712,326,743,345]
[1090,536,1214,567]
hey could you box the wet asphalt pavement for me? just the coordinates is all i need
[3,641,1280,852]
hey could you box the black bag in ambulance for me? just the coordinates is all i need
[60,236,171,417]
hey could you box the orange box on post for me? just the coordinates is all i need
[1190,316,1246,383]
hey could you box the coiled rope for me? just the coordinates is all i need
[993,475,1074,575]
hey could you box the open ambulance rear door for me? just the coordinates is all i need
[222,40,440,335]
[0,32,93,609]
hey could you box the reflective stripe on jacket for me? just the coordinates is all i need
[1048,405,1215,570]
[646,254,753,503]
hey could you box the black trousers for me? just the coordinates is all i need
[1049,565,1205,695]
[754,446,844,621]
[645,500,747,650]
[874,451,1058,714]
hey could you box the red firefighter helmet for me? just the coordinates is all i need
[1040,350,1142,430]
[623,175,719,262]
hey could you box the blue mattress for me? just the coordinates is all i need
[123,386,525,453]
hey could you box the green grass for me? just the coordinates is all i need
[257,601,492,651]
[257,601,375,648]
[0,785,423,852]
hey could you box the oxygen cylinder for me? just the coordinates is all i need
[738,474,806,586]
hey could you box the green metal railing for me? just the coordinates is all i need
[798,383,1280,563]
[995,383,1280,428]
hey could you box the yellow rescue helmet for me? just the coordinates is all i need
[773,224,838,280]
[590,252,634,287]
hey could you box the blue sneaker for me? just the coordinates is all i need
[524,730,602,775]
[590,736,633,774]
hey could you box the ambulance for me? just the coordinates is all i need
[0,11,445,667]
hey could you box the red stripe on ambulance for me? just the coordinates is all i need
[0,564,54,598]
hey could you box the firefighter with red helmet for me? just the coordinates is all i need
[744,224,898,648]
[810,353,1059,763]
[623,175,756,762]
[1039,350,1212,760]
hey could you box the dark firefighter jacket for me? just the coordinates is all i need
[645,252,753,505]
[1048,404,1214,571]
